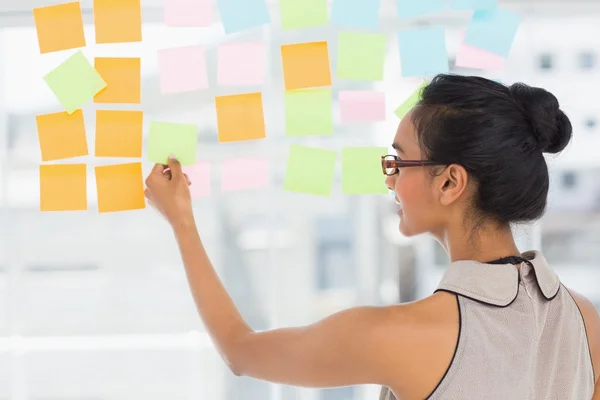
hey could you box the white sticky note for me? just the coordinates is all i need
[217,42,266,85]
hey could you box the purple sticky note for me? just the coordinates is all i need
[158,45,209,94]
[217,42,266,86]
[165,0,213,27]
[339,90,386,123]
[183,161,211,198]
[221,158,269,192]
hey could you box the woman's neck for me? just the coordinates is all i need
[439,222,522,263]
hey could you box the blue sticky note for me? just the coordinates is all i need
[217,0,270,34]
[463,8,521,57]
[398,28,449,77]
[396,0,445,19]
[331,0,381,30]
[449,0,497,10]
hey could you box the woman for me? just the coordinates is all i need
[144,74,600,399]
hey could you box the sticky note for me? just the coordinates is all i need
[147,122,198,165]
[217,0,270,34]
[339,91,385,123]
[281,41,331,91]
[183,162,212,198]
[94,58,141,104]
[398,28,449,77]
[284,145,336,196]
[95,110,143,158]
[43,51,107,114]
[33,2,86,54]
[337,32,386,81]
[463,8,521,57]
[342,147,388,194]
[165,0,213,26]
[221,158,269,192]
[36,110,88,162]
[284,88,333,137]
[95,162,146,213]
[158,45,209,94]
[40,164,87,212]
[396,0,445,19]
[450,0,497,10]
[394,82,428,119]
[279,0,327,30]
[217,42,266,86]
[455,43,505,70]
[94,0,142,44]
[215,92,266,142]
[330,0,380,30]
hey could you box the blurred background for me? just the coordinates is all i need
[1,0,600,399]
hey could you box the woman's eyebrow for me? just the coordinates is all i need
[391,142,404,154]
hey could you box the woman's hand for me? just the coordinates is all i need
[144,155,194,228]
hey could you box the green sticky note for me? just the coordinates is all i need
[342,147,388,194]
[280,0,328,30]
[147,122,198,166]
[337,32,387,81]
[394,81,428,119]
[285,88,333,137]
[284,145,337,196]
[43,51,107,114]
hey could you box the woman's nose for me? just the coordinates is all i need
[385,175,395,191]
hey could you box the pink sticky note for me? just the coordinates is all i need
[339,91,386,123]
[183,162,211,198]
[221,158,269,192]
[158,45,209,94]
[455,43,506,70]
[165,0,213,27]
[217,42,266,86]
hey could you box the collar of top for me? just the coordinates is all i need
[435,250,561,307]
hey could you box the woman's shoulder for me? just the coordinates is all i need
[379,291,460,398]
[566,287,600,385]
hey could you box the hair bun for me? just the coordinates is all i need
[509,83,573,154]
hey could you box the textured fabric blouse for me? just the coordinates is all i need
[379,250,595,400]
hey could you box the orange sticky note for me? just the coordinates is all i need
[95,110,143,158]
[95,162,146,213]
[33,2,86,54]
[36,110,89,162]
[281,41,331,90]
[215,92,266,143]
[40,164,87,211]
[93,0,142,44]
[94,58,141,104]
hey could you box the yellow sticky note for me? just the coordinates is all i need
[95,162,146,213]
[281,41,331,91]
[40,164,87,212]
[36,110,89,161]
[94,58,141,104]
[215,92,266,143]
[33,1,86,54]
[93,0,142,44]
[95,110,143,158]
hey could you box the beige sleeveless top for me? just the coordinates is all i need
[379,250,595,400]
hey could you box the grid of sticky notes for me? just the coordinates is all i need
[34,0,145,213]
[33,0,522,210]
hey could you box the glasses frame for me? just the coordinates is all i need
[381,155,447,176]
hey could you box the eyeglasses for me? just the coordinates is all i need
[381,155,447,176]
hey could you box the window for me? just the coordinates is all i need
[562,172,577,190]
[585,118,597,131]
[316,216,355,290]
[538,53,554,70]
[321,386,357,400]
[579,51,596,70]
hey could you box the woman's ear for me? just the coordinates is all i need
[439,164,469,206]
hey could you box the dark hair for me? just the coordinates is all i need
[411,74,573,226]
